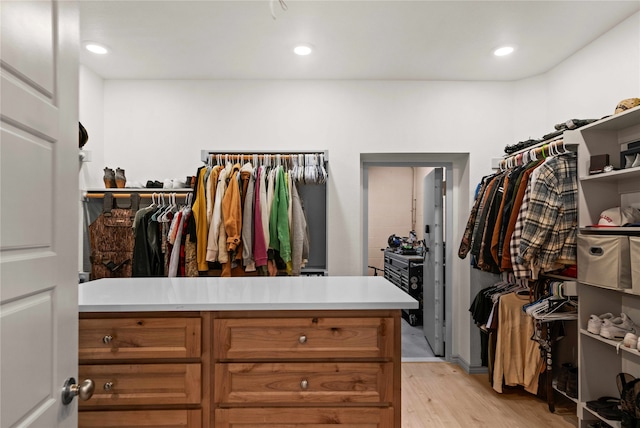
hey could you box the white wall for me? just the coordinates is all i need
[513,11,640,141]
[367,167,415,274]
[99,80,511,278]
[79,10,640,368]
[79,65,105,189]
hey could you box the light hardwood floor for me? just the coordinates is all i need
[402,363,578,427]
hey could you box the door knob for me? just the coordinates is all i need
[61,377,95,405]
[102,335,113,344]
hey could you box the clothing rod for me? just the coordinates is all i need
[503,134,565,158]
[499,139,577,170]
[200,149,329,163]
[84,192,191,199]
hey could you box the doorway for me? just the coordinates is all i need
[361,153,469,364]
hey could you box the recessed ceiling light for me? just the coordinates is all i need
[494,46,514,57]
[293,44,313,56]
[84,42,109,55]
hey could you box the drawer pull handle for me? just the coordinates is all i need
[300,379,309,390]
[102,335,113,344]
[103,382,114,391]
[298,335,307,344]
[589,246,604,256]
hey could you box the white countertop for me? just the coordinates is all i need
[79,276,419,312]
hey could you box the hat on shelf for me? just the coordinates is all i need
[597,207,640,227]
[615,98,640,114]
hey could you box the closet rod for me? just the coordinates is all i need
[503,134,565,158]
[200,149,328,163]
[499,138,577,170]
[84,192,191,199]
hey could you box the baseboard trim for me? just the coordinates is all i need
[451,355,488,375]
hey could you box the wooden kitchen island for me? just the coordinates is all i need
[78,276,418,428]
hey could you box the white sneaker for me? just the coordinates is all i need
[587,312,614,334]
[600,313,637,339]
[624,332,638,349]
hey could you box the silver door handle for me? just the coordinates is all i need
[62,377,95,405]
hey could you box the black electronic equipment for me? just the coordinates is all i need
[383,249,423,326]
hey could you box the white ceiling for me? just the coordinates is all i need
[79,0,640,81]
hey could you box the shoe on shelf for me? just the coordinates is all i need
[632,153,640,168]
[600,313,637,339]
[115,168,126,188]
[103,167,116,188]
[626,154,636,168]
[587,313,614,334]
[555,362,574,392]
[565,367,578,399]
[624,332,639,349]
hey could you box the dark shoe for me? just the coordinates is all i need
[587,396,620,412]
[556,362,573,392]
[115,168,126,188]
[566,367,578,398]
[103,167,116,188]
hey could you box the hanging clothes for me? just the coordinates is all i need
[517,153,578,278]
[242,164,256,272]
[269,166,292,271]
[90,193,139,279]
[290,180,310,276]
[492,291,544,395]
[190,152,322,277]
[192,166,209,271]
[253,166,268,270]
[459,147,577,279]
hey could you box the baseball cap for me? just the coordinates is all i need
[597,207,640,227]
[615,98,640,114]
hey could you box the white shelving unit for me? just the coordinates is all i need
[575,105,640,428]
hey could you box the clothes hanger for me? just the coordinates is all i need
[319,153,327,183]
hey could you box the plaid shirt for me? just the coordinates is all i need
[510,179,531,279]
[517,154,577,274]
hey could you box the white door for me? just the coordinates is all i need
[423,168,445,356]
[1,1,81,427]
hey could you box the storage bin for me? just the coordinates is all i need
[631,237,640,293]
[578,235,631,289]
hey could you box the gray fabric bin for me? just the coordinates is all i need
[578,234,631,289]
[631,237,640,293]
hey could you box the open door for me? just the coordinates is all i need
[423,168,445,356]
[1,2,83,426]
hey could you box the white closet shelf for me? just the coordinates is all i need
[580,104,640,133]
[580,166,640,182]
[84,188,193,192]
[580,227,640,235]
[580,328,640,359]
[576,281,640,295]
[582,404,622,428]
[552,385,578,404]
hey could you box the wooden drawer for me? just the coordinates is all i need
[215,407,394,427]
[78,409,202,427]
[214,317,393,360]
[79,363,201,407]
[79,317,201,360]
[215,362,392,405]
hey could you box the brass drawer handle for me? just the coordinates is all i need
[102,335,113,344]
[300,379,309,390]
[103,381,114,391]
[298,335,307,344]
